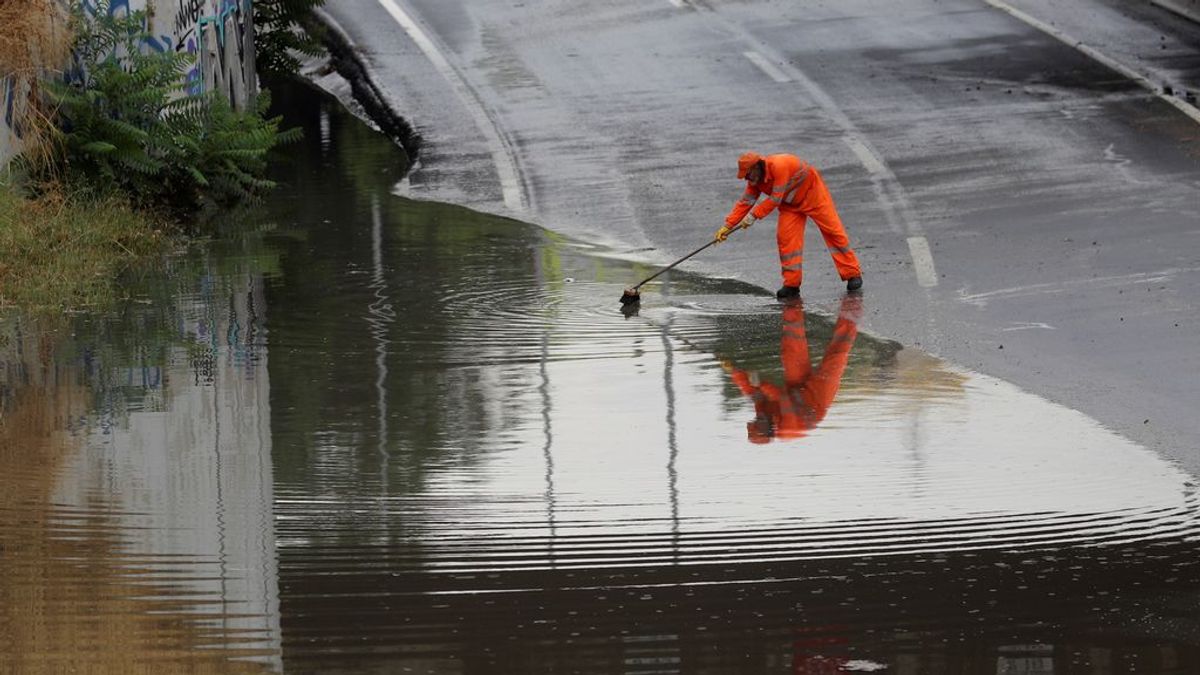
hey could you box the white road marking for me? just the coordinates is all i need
[1002,322,1057,332]
[666,0,687,7]
[985,0,1200,125]
[374,0,527,209]
[841,135,939,287]
[319,108,331,151]
[731,36,939,288]
[957,267,1193,307]
[907,236,939,288]
[743,51,791,83]
[844,137,887,176]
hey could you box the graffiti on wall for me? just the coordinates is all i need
[163,0,255,107]
[2,0,255,168]
[77,0,257,104]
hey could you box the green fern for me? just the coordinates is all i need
[254,0,328,79]
[42,0,302,219]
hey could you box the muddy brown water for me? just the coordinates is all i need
[3,82,1200,674]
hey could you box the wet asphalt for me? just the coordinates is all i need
[319,0,1200,473]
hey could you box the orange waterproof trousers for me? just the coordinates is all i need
[777,169,861,287]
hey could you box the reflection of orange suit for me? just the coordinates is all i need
[790,626,849,674]
[729,298,859,443]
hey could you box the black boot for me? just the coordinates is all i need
[776,285,800,299]
[846,276,863,292]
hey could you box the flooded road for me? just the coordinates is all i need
[3,82,1200,673]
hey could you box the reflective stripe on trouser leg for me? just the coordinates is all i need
[776,210,807,287]
[804,175,862,280]
[781,303,811,388]
[799,317,857,416]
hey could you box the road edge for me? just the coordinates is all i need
[306,7,423,161]
[1153,0,1200,25]
[986,0,1200,123]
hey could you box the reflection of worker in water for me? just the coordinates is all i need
[790,625,850,675]
[725,296,860,443]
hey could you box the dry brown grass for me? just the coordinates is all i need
[0,0,72,168]
[0,0,71,74]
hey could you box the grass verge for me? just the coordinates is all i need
[0,179,169,312]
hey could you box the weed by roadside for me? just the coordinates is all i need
[0,179,170,312]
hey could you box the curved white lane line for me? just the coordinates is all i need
[730,32,939,287]
[985,0,1200,125]
[375,0,528,210]
[768,57,939,287]
[743,51,791,83]
[843,137,887,177]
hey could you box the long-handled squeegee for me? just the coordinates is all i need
[619,236,723,305]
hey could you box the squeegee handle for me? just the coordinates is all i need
[632,238,721,291]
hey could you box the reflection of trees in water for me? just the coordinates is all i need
[262,83,550,504]
[0,314,275,673]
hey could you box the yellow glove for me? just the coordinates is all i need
[714,224,735,242]
[739,214,757,230]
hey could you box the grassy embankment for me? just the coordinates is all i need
[0,182,168,311]
[0,0,170,312]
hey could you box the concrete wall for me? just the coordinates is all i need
[1,0,257,168]
[1,76,34,169]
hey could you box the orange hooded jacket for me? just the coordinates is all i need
[724,153,814,227]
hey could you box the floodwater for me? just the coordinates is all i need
[3,82,1200,674]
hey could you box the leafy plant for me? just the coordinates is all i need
[42,1,301,218]
[253,0,327,79]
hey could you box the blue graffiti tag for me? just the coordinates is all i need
[80,0,132,18]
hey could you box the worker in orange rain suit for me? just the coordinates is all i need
[725,296,860,443]
[716,152,863,299]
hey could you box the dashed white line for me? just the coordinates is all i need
[743,51,791,83]
[984,0,1200,125]
[666,0,687,7]
[374,0,527,209]
[907,236,939,288]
